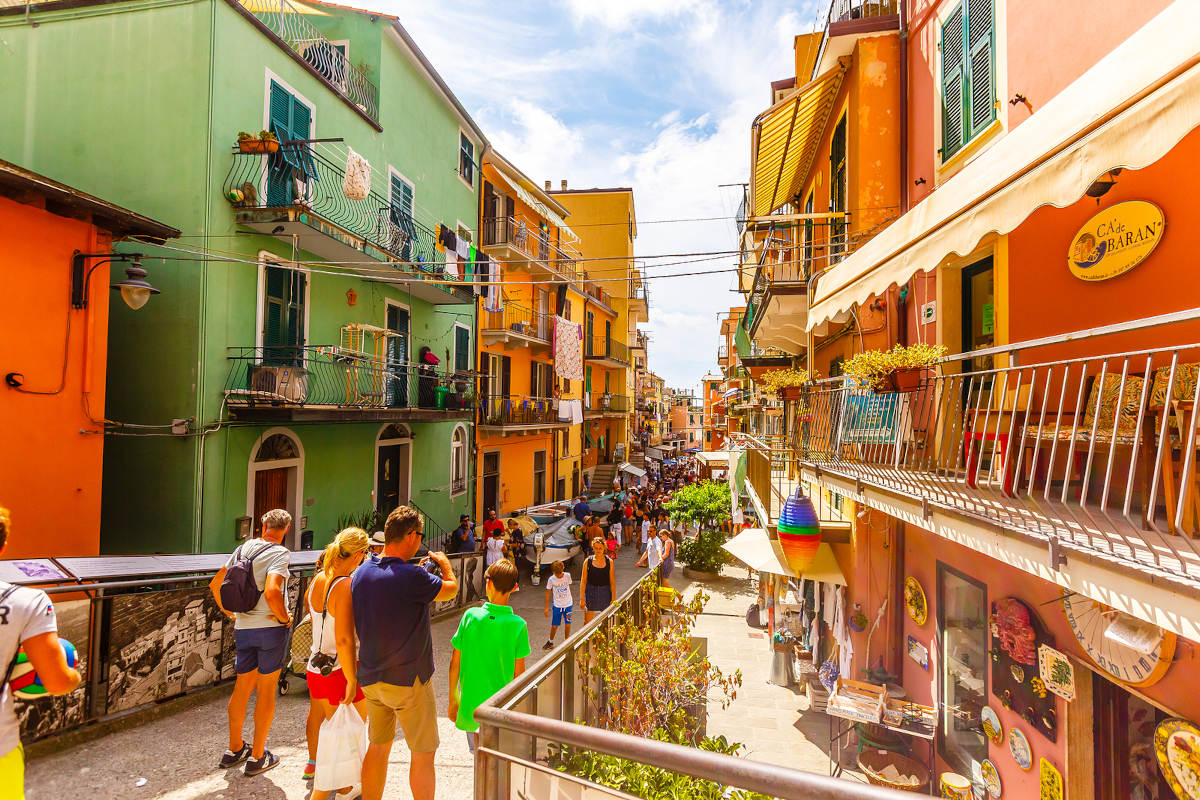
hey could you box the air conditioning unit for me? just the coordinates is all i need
[250,364,308,403]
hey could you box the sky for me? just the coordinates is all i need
[369,0,821,392]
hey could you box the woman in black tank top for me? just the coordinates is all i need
[581,537,615,623]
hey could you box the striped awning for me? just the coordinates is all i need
[750,62,848,218]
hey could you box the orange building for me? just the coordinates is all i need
[0,160,178,558]
[476,152,581,516]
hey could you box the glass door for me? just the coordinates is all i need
[937,563,989,778]
[386,304,409,407]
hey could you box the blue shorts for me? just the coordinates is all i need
[234,626,289,675]
[551,606,572,626]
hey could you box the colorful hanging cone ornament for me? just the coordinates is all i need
[776,487,821,574]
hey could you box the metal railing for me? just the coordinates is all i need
[225,346,475,412]
[230,0,379,121]
[475,570,911,800]
[481,216,581,281]
[585,393,631,414]
[630,277,649,307]
[479,394,561,427]
[827,0,898,25]
[585,282,614,309]
[585,335,630,364]
[718,345,730,362]
[481,303,551,342]
[794,311,1200,585]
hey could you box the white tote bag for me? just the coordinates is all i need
[314,703,367,791]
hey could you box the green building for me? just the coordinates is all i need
[0,0,484,553]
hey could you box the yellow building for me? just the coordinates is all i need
[548,184,644,490]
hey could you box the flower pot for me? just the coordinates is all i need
[238,139,279,154]
[877,367,927,393]
[780,385,804,400]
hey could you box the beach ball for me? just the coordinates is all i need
[226,188,244,204]
[10,639,76,700]
[776,488,821,574]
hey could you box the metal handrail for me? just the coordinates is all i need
[480,303,551,342]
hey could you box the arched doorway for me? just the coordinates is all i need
[247,429,304,547]
[374,423,411,514]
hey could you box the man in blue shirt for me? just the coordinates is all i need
[334,506,457,800]
[572,496,590,524]
[452,514,476,554]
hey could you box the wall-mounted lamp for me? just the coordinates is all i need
[71,251,160,311]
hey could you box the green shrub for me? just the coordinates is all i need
[677,527,732,574]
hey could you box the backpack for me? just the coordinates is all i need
[220,541,283,613]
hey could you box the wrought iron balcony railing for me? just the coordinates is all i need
[585,393,631,414]
[481,303,551,342]
[584,282,614,309]
[479,394,561,427]
[223,144,473,302]
[826,0,898,25]
[230,0,379,122]
[481,215,580,281]
[224,345,475,412]
[584,335,630,365]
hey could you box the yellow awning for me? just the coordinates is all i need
[750,62,847,219]
[807,2,1200,333]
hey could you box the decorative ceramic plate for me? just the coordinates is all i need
[1155,718,1200,800]
[904,576,927,626]
[1009,727,1033,770]
[1039,758,1063,800]
[981,705,1003,745]
[981,759,1002,798]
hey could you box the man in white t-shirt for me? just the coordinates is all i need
[542,561,573,650]
[645,530,664,572]
[0,506,81,798]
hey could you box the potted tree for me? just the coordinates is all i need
[664,481,733,580]
[843,343,947,393]
[761,367,810,401]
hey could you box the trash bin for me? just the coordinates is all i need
[434,386,450,409]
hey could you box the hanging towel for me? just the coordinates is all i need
[445,250,460,280]
[558,401,572,422]
[483,260,503,313]
[466,245,477,283]
[572,398,584,424]
[455,237,470,260]
[554,317,583,381]
[342,147,371,200]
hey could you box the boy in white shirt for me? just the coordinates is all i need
[542,561,573,650]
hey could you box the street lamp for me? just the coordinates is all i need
[71,251,161,311]
[111,259,160,310]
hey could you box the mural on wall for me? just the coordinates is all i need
[17,598,89,742]
[989,597,1057,742]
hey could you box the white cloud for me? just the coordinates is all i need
[560,0,699,29]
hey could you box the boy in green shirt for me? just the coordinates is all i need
[448,558,530,752]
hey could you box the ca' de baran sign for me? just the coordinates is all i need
[1068,200,1165,282]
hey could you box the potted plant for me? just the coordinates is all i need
[761,367,810,400]
[843,343,947,392]
[237,130,279,154]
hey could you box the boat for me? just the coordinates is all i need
[524,516,585,585]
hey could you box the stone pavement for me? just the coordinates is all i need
[25,549,644,800]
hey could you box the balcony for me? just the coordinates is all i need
[584,392,631,418]
[629,274,649,318]
[584,282,615,312]
[478,394,564,435]
[791,314,1200,638]
[223,145,474,305]
[224,346,475,422]
[227,0,380,126]
[584,335,630,368]
[480,303,551,354]
[814,0,900,79]
[480,215,581,284]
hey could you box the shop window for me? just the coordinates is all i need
[937,563,989,776]
[940,0,996,161]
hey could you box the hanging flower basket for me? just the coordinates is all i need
[877,367,928,394]
[780,385,805,401]
[844,344,947,394]
[237,131,280,154]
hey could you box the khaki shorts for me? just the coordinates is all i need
[362,678,440,752]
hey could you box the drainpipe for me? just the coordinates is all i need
[899,0,909,214]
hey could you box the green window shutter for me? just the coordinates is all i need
[287,270,306,351]
[263,266,286,351]
[455,326,470,372]
[940,4,966,160]
[966,0,995,139]
[269,81,292,140]
[585,365,592,394]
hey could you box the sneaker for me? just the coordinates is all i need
[302,759,316,781]
[244,750,279,776]
[336,785,362,800]
[542,640,554,650]
[218,744,251,769]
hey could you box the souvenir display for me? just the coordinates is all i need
[1036,644,1075,701]
[981,759,1002,798]
[1039,758,1063,800]
[827,678,887,724]
[907,635,929,670]
[1009,727,1033,770]
[904,576,928,625]
[1155,718,1200,800]
[777,488,821,573]
[1063,594,1176,688]
[981,705,1003,745]
[990,597,1057,741]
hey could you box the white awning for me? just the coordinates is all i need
[618,462,647,478]
[807,2,1200,332]
[722,529,846,584]
[722,388,740,398]
[695,450,735,465]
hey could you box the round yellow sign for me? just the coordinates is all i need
[1068,199,1165,282]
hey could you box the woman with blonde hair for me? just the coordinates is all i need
[303,528,369,797]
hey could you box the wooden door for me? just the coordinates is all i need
[253,467,289,537]
[376,443,408,512]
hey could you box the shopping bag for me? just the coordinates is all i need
[313,704,367,791]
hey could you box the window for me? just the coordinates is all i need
[261,263,307,365]
[388,170,415,261]
[533,450,546,505]
[803,191,814,276]
[451,425,467,496]
[828,114,847,262]
[940,0,995,160]
[937,563,989,776]
[454,324,471,374]
[459,132,475,186]
[531,362,553,399]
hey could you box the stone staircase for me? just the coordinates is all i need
[591,462,619,495]
[629,441,647,470]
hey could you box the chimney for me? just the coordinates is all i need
[544,180,551,190]
[561,179,568,190]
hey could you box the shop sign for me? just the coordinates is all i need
[1068,199,1165,282]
